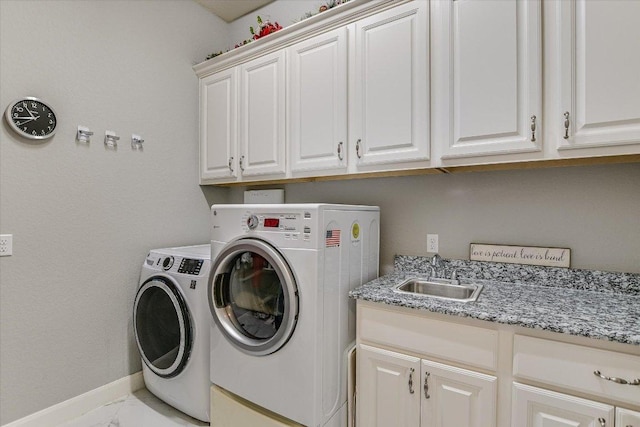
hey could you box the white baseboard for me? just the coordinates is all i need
[3,371,144,427]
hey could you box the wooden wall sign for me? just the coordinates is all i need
[469,243,571,268]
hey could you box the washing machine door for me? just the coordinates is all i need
[209,238,298,356]
[133,276,193,378]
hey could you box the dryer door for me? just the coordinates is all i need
[133,276,193,377]
[209,238,299,356]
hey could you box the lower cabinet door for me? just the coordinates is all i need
[617,407,640,427]
[420,359,497,427]
[357,344,420,427]
[512,382,614,427]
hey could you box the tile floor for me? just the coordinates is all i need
[58,388,209,427]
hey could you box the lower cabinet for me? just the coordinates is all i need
[617,408,640,427]
[356,301,640,427]
[357,344,497,427]
[512,382,614,427]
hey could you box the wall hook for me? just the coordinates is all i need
[104,130,120,148]
[131,134,144,150]
[76,126,94,143]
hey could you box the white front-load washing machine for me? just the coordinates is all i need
[134,244,211,422]
[208,204,380,427]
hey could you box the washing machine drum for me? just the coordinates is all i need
[209,238,299,356]
[134,276,193,378]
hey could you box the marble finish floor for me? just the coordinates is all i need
[58,388,208,427]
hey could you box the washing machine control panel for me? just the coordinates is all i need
[177,258,204,275]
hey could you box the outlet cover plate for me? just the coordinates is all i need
[0,234,13,256]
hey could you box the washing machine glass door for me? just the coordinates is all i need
[134,276,193,377]
[209,239,298,356]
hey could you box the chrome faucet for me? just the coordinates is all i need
[430,253,461,285]
[429,253,443,278]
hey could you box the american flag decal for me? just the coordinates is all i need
[325,229,341,247]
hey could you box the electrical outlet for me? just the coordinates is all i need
[0,234,13,256]
[427,234,439,253]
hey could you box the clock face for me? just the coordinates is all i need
[4,97,57,140]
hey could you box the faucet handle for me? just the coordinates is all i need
[450,269,460,286]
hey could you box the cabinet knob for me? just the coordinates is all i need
[239,155,245,172]
[337,141,344,161]
[228,157,234,173]
[563,111,570,139]
[356,139,362,159]
[598,417,606,427]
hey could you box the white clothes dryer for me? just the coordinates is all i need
[134,244,211,422]
[208,204,380,427]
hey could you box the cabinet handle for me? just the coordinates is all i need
[598,418,606,427]
[239,155,245,172]
[337,141,344,161]
[593,370,640,386]
[424,372,430,399]
[228,157,234,173]
[408,368,415,394]
[530,115,537,142]
[563,111,570,139]
[356,139,362,159]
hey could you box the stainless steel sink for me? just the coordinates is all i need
[393,277,483,302]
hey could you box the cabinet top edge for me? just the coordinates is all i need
[193,0,406,77]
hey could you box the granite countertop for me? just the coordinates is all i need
[350,255,640,346]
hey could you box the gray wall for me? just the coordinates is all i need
[227,163,640,275]
[0,1,228,423]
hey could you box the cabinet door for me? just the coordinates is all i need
[556,1,640,151]
[239,50,286,178]
[617,408,640,427]
[350,1,429,168]
[288,27,347,174]
[432,0,542,159]
[200,68,237,182]
[357,344,420,427]
[421,359,497,427]
[512,382,614,427]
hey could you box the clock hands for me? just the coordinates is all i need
[25,106,40,120]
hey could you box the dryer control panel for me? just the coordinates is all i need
[240,211,311,242]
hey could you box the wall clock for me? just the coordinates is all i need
[4,97,58,140]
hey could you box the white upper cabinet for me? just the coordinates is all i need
[350,0,430,169]
[239,50,287,178]
[200,68,237,183]
[195,0,640,185]
[555,0,640,151]
[432,0,542,160]
[288,27,348,175]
